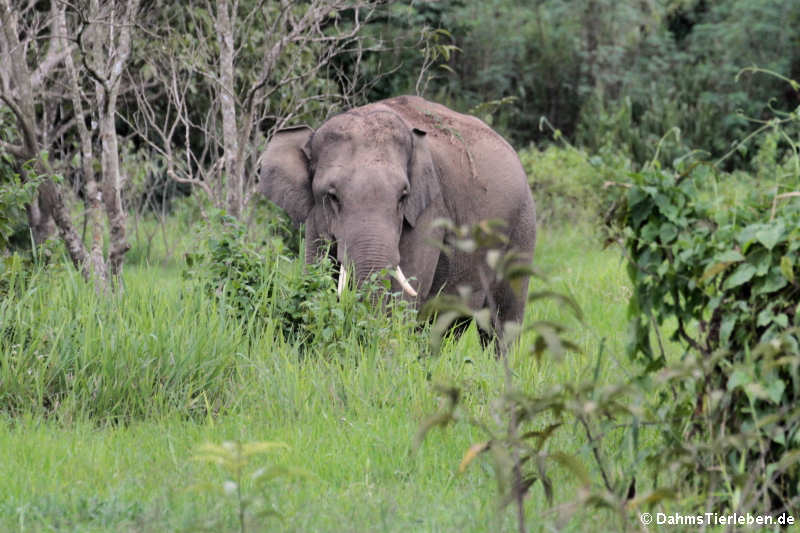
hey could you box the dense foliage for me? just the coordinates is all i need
[0,160,40,251]
[361,0,800,165]
[183,210,419,358]
[519,143,631,225]
[610,78,800,516]
[0,109,39,250]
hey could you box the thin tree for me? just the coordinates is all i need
[0,0,140,289]
[0,0,93,276]
[74,0,140,279]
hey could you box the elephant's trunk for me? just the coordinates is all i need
[336,224,416,297]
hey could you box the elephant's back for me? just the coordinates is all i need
[374,95,517,161]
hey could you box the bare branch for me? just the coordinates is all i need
[29,1,74,89]
[0,138,28,159]
[0,92,37,159]
[133,0,385,217]
[75,6,111,97]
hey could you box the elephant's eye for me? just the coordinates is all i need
[398,189,409,206]
[324,191,340,212]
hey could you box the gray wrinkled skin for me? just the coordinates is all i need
[259,95,537,338]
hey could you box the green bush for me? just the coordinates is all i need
[0,155,44,252]
[184,212,420,357]
[184,213,272,321]
[610,151,800,515]
[520,144,632,226]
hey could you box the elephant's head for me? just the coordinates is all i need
[258,110,442,297]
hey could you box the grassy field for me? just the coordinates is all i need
[0,222,657,532]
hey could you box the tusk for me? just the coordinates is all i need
[395,266,418,297]
[337,265,347,296]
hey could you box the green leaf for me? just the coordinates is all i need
[723,263,756,290]
[745,382,770,401]
[765,379,785,404]
[757,308,774,327]
[715,250,746,263]
[640,222,660,242]
[548,452,590,487]
[727,369,751,390]
[747,248,771,276]
[737,224,761,249]
[753,268,788,295]
[719,313,738,346]
[653,193,679,223]
[755,221,785,250]
[659,222,678,243]
[780,255,795,284]
[629,197,653,228]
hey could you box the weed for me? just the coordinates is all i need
[192,440,311,532]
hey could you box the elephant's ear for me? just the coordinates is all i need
[405,127,442,228]
[257,125,314,227]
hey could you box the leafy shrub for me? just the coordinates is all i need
[248,198,304,258]
[184,213,271,320]
[519,144,632,226]
[184,212,419,356]
[609,105,800,515]
[618,165,800,361]
[0,155,45,252]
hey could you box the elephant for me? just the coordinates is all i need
[258,95,536,341]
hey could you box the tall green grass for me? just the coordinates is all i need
[0,263,245,421]
[0,223,659,531]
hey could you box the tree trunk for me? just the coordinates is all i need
[1,0,95,280]
[26,193,56,244]
[94,0,136,280]
[59,5,109,286]
[39,179,94,280]
[100,108,130,278]
[2,0,54,244]
[216,0,242,218]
